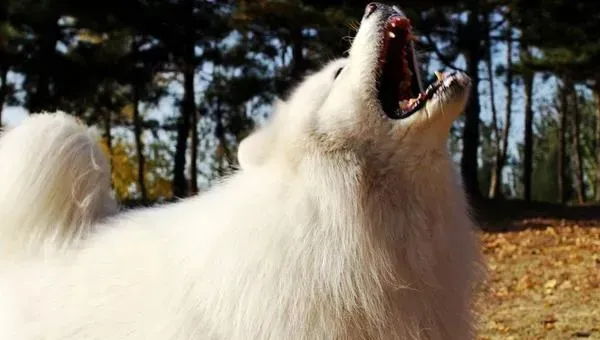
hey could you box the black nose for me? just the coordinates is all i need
[364,3,378,18]
[364,3,400,19]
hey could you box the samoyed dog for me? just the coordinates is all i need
[0,3,481,339]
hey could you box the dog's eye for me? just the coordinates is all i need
[333,67,343,79]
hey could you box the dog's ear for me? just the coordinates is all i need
[237,99,286,170]
[237,128,273,170]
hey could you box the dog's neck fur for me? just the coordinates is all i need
[219,146,474,339]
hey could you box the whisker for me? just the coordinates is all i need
[347,20,360,33]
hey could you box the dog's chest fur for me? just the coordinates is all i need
[193,157,478,340]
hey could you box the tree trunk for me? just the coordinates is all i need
[594,81,600,201]
[558,80,568,204]
[0,67,8,126]
[569,83,586,203]
[215,103,225,178]
[132,83,147,203]
[460,5,483,199]
[486,13,502,199]
[173,66,194,198]
[214,100,233,178]
[29,18,60,113]
[101,106,115,191]
[0,2,7,123]
[189,104,199,195]
[522,47,534,202]
[172,0,197,198]
[290,27,306,85]
[130,38,147,202]
[492,27,514,200]
[96,83,114,157]
[102,107,113,158]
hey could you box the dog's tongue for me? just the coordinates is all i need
[398,71,447,112]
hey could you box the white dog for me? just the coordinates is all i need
[0,3,481,339]
[0,112,117,261]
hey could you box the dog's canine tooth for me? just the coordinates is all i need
[435,70,445,81]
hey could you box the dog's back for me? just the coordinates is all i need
[0,112,117,261]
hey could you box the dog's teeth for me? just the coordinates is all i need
[443,76,454,86]
[434,71,445,81]
[388,31,396,39]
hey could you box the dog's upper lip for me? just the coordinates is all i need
[378,15,411,66]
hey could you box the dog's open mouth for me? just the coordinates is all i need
[377,15,446,120]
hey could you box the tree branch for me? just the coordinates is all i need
[421,33,465,72]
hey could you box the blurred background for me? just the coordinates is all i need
[1,0,598,208]
[2,1,600,337]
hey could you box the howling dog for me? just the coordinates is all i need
[0,3,482,339]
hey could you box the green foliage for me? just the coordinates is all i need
[2,0,600,204]
[511,0,600,80]
[100,135,173,202]
[479,122,495,196]
[531,110,563,202]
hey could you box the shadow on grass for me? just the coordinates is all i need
[120,196,600,234]
[472,198,600,233]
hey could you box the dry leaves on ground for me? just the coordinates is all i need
[477,221,600,340]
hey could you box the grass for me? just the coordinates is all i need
[476,217,600,339]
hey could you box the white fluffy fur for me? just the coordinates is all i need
[0,6,482,340]
[0,112,117,261]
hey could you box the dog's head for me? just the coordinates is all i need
[238,3,471,171]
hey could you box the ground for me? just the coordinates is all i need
[476,214,600,340]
